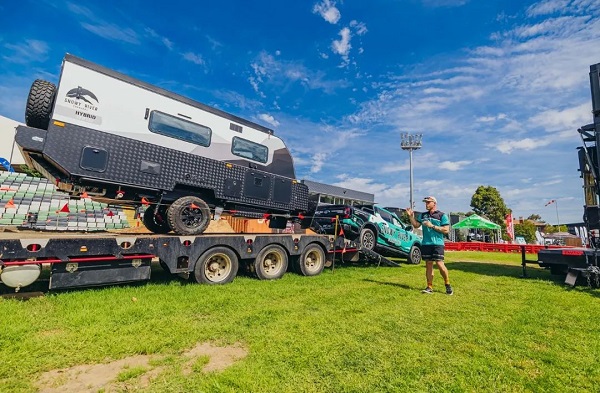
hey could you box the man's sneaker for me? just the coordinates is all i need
[445,284,454,295]
[421,287,434,294]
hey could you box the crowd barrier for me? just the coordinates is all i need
[444,242,572,254]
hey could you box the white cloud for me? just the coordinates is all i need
[145,28,174,50]
[313,0,341,24]
[2,40,49,63]
[258,113,280,127]
[332,27,352,57]
[421,0,470,8]
[493,138,551,153]
[528,102,591,132]
[182,52,205,66]
[248,51,350,97]
[476,113,507,123]
[80,22,140,44]
[350,20,368,36]
[526,0,571,17]
[440,160,471,171]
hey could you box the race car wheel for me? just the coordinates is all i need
[408,245,422,265]
[359,227,376,251]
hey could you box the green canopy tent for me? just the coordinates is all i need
[452,214,501,242]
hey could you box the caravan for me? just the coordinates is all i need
[16,54,311,235]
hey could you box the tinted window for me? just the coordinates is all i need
[377,209,393,224]
[232,136,268,163]
[149,111,211,147]
[390,214,405,228]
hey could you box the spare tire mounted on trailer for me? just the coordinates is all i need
[25,79,56,130]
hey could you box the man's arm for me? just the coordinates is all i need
[433,213,450,235]
[406,208,421,228]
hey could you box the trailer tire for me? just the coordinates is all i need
[142,204,171,234]
[193,247,238,284]
[25,79,56,130]
[167,196,211,235]
[359,227,376,251]
[408,245,422,265]
[293,243,325,276]
[254,245,288,280]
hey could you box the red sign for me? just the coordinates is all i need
[562,250,584,256]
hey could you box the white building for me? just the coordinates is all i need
[0,115,25,168]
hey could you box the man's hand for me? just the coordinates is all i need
[406,207,414,217]
[423,220,434,228]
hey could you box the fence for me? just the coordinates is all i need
[445,242,572,254]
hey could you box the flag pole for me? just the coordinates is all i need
[555,200,560,227]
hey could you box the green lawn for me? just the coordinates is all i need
[1,251,599,392]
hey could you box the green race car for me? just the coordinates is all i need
[312,204,422,264]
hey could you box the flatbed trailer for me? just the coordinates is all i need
[0,230,397,292]
[536,247,600,287]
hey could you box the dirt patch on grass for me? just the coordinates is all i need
[36,342,248,393]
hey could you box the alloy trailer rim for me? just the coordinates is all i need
[181,206,205,228]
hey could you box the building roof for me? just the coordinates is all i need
[301,179,374,203]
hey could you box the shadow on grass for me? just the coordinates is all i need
[450,261,600,298]
[362,278,414,290]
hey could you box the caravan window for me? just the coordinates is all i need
[149,111,211,147]
[232,137,268,163]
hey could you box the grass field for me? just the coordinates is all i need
[1,251,599,392]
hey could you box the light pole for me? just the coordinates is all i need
[401,133,422,209]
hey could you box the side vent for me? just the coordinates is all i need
[230,123,243,133]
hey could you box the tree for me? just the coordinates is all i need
[527,214,542,221]
[514,221,537,244]
[470,186,509,227]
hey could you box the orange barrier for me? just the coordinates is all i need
[444,242,572,254]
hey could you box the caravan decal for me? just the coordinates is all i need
[55,86,102,125]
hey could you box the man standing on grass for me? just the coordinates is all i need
[406,196,453,295]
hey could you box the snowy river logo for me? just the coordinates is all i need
[56,86,102,125]
[66,86,99,105]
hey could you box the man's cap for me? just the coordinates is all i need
[422,196,437,203]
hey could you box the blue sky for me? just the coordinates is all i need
[1,0,600,224]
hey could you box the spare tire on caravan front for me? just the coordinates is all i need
[16,54,311,235]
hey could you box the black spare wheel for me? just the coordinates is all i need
[25,79,57,130]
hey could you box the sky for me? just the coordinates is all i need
[1,0,600,225]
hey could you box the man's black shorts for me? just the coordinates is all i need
[421,244,445,261]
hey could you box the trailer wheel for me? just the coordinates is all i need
[359,227,376,251]
[293,243,325,276]
[167,196,210,235]
[25,79,57,130]
[142,204,171,234]
[254,245,288,280]
[408,245,422,265]
[193,247,238,284]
